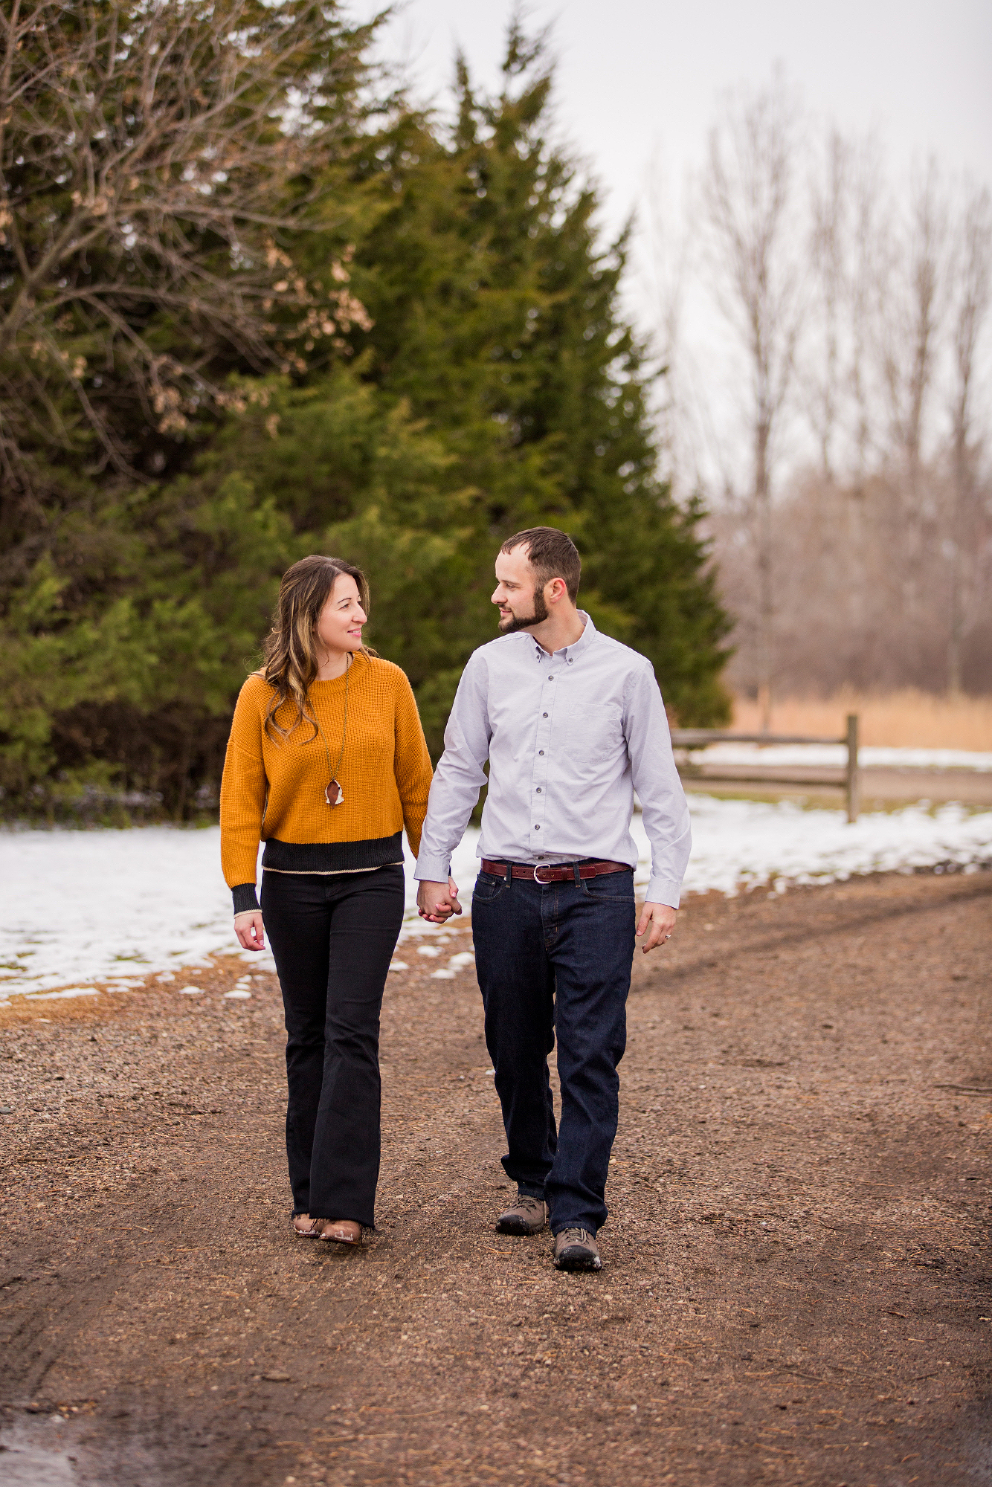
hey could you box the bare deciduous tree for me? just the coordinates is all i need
[0,0,378,529]
[946,182,992,693]
[646,77,992,699]
[846,144,886,484]
[643,158,710,504]
[807,128,850,481]
[878,161,948,479]
[701,77,804,727]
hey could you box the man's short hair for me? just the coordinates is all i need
[501,526,581,602]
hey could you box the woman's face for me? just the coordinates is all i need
[315,574,366,659]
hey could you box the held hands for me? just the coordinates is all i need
[417,878,462,924]
[636,902,677,954]
[234,910,266,952]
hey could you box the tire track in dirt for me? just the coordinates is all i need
[1,871,990,1485]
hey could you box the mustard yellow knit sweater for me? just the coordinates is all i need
[219,654,432,911]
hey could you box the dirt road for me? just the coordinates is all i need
[1,869,990,1486]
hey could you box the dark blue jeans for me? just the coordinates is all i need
[260,864,405,1227]
[471,866,637,1236]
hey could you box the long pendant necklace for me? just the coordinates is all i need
[314,654,350,807]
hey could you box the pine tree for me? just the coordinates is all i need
[345,26,732,732]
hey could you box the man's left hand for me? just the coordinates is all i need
[636,902,677,954]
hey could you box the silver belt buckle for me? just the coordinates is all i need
[532,864,556,885]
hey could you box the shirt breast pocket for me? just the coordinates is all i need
[559,701,624,769]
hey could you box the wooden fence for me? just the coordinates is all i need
[671,714,861,823]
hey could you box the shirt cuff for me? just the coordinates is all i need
[232,883,260,915]
[645,876,681,909]
[414,851,453,883]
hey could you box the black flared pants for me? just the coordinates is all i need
[260,864,405,1227]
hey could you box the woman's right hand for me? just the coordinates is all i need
[234,911,266,951]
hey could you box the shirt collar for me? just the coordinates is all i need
[564,612,596,660]
[530,611,597,663]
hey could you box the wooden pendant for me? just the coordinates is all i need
[325,779,344,806]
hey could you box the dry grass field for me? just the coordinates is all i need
[731,690,992,751]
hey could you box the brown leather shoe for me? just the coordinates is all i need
[317,1219,362,1245]
[552,1227,601,1271]
[496,1194,548,1235]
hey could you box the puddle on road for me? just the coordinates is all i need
[0,1416,170,1487]
[0,1423,78,1485]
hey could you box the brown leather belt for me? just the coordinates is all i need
[480,858,630,884]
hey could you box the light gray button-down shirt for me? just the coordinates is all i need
[414,613,691,907]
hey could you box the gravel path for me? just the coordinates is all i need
[1,869,990,1486]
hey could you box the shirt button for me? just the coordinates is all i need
[538,749,544,755]
[536,787,542,793]
[542,712,548,718]
[534,824,541,830]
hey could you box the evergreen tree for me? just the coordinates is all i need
[344,27,731,733]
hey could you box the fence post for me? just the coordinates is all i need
[845,713,860,823]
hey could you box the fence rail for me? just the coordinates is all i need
[671,714,861,822]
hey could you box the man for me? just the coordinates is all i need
[415,528,691,1272]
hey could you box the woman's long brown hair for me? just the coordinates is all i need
[260,555,371,741]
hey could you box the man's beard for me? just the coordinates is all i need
[498,588,548,633]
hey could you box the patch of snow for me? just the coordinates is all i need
[668,796,992,898]
[23,988,98,1001]
[0,825,275,998]
[0,801,988,999]
[686,743,992,772]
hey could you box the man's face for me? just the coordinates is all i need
[492,546,548,633]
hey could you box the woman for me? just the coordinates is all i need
[220,555,432,1245]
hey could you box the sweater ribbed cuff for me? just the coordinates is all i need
[232,883,260,915]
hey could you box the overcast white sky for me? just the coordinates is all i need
[355,0,992,486]
[365,0,992,244]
